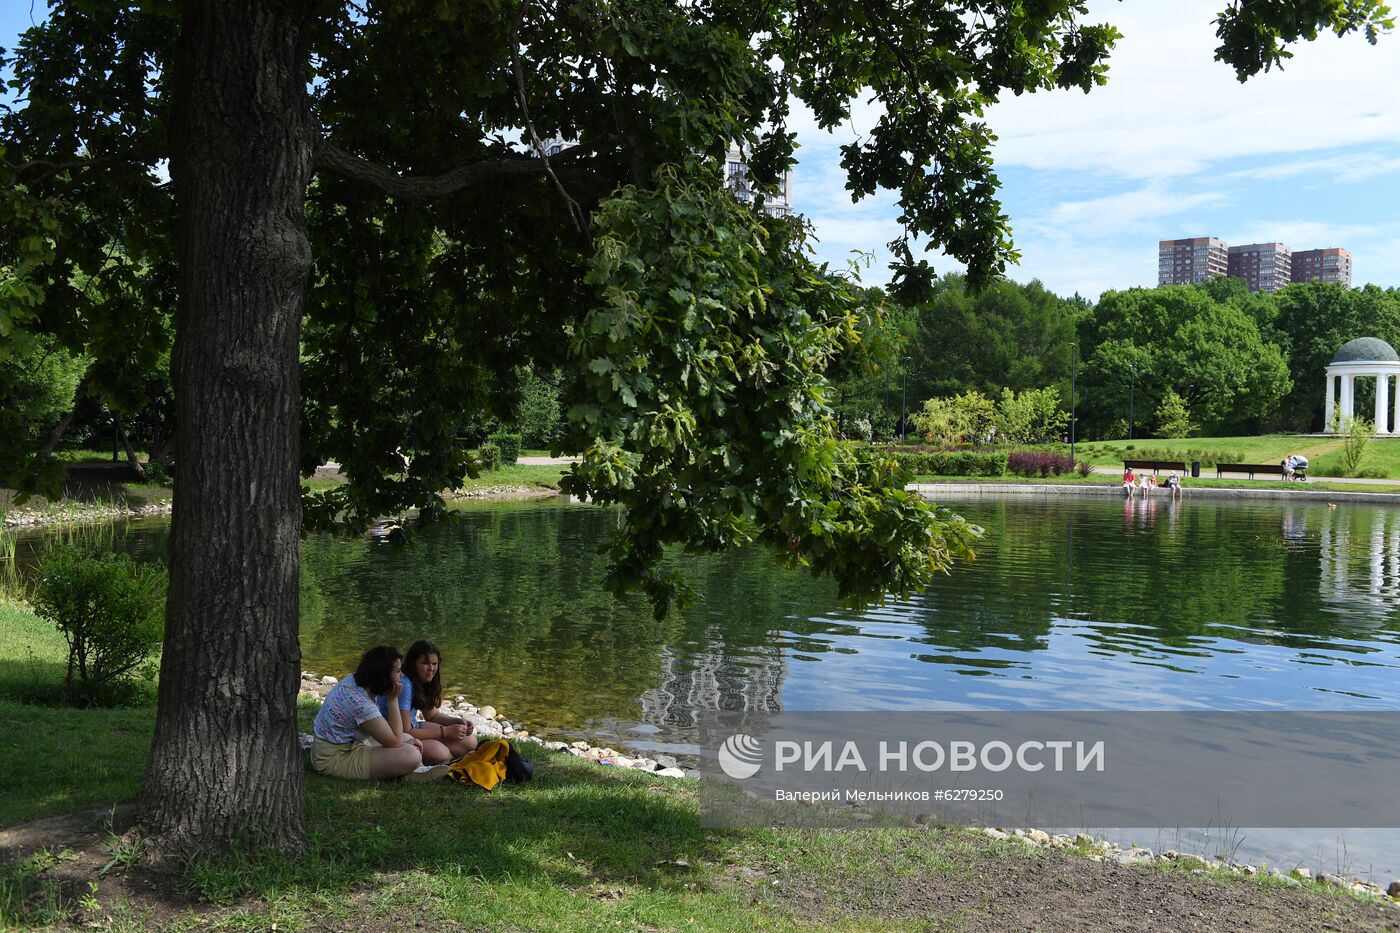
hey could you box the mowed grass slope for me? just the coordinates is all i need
[0,603,154,826]
[1070,435,1400,478]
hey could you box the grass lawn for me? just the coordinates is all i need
[49,449,152,465]
[0,602,71,704]
[4,464,563,524]
[2,602,1394,928]
[307,462,566,494]
[456,461,568,492]
[0,603,155,826]
[1065,435,1400,479]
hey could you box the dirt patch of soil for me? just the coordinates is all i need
[0,805,212,929]
[740,831,1400,932]
[7,810,1399,931]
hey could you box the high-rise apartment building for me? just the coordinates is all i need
[1158,237,1229,286]
[1227,242,1292,293]
[539,137,795,218]
[1291,248,1353,287]
[1159,236,1352,291]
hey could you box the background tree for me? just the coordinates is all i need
[906,274,1084,404]
[1271,283,1400,431]
[515,369,567,450]
[0,0,1388,855]
[1077,285,1291,437]
[996,386,1069,446]
[2,335,87,447]
[1154,389,1197,439]
[828,295,913,440]
[909,390,996,446]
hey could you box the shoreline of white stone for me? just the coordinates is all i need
[1,500,172,528]
[1,484,558,531]
[297,671,687,779]
[910,481,1400,505]
[968,826,1400,905]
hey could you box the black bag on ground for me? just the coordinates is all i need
[505,743,534,783]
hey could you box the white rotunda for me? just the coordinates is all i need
[1324,337,1400,434]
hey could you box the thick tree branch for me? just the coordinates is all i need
[312,136,620,201]
[4,141,164,188]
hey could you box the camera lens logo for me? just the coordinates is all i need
[718,734,763,779]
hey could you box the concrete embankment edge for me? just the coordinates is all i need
[909,482,1400,505]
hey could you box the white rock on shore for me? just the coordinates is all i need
[966,823,1399,908]
[1,500,173,528]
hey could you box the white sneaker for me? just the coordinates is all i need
[403,764,451,783]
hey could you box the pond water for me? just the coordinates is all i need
[12,494,1400,876]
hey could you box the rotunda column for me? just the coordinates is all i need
[1324,371,1336,433]
[1342,374,1356,427]
[1380,373,1392,435]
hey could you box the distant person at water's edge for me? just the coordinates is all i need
[378,639,477,764]
[1165,471,1182,498]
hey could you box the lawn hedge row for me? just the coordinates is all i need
[890,450,1008,476]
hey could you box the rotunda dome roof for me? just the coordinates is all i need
[1333,337,1400,363]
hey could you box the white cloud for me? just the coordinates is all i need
[986,1,1400,179]
[1224,220,1391,248]
[1237,153,1400,185]
[1040,187,1230,236]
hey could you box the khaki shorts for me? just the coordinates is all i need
[310,737,375,780]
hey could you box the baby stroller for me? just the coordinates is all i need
[1285,455,1308,482]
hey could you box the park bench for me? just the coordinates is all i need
[1122,459,1187,476]
[1215,463,1287,480]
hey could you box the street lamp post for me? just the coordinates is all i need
[1069,342,1078,464]
[900,356,911,443]
[1128,365,1134,441]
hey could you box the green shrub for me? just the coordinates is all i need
[476,443,501,471]
[33,546,166,707]
[1154,389,1197,439]
[488,433,522,465]
[1340,415,1374,476]
[144,461,174,487]
[891,450,1007,477]
[1118,445,1246,466]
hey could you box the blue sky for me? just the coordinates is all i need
[791,1,1400,298]
[6,1,1397,300]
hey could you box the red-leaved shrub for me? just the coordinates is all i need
[1007,450,1077,477]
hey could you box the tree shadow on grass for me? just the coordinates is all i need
[0,657,67,705]
[184,748,729,907]
[60,465,152,509]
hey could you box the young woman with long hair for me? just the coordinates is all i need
[377,639,478,764]
[311,645,445,781]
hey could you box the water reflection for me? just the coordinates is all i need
[638,630,785,729]
[11,496,1400,720]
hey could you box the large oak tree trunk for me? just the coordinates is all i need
[139,0,314,852]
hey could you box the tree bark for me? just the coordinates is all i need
[35,373,89,461]
[114,415,146,481]
[139,0,314,853]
